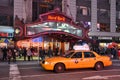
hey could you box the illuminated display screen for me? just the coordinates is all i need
[32,37,43,42]
[26,22,82,37]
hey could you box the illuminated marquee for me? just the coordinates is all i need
[47,15,65,21]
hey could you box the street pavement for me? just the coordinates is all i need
[0,59,120,80]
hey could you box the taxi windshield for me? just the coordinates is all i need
[64,51,74,58]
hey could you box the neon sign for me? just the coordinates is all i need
[0,32,8,37]
[47,15,65,21]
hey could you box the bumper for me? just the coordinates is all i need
[40,63,54,70]
[104,61,112,66]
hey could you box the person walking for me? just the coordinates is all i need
[39,47,45,61]
[0,48,3,61]
[2,47,7,61]
[12,48,17,63]
[7,49,12,64]
[118,49,120,60]
[27,48,32,61]
[111,47,117,59]
[55,47,59,56]
[47,47,53,57]
[23,47,27,61]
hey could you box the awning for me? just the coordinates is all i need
[0,26,14,33]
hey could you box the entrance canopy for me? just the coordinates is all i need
[25,8,88,42]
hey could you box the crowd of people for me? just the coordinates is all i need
[0,47,17,64]
[0,46,63,63]
[0,47,35,64]
[0,44,120,64]
[91,46,120,59]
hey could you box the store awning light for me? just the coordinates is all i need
[0,26,14,33]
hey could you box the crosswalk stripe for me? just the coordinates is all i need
[9,64,22,80]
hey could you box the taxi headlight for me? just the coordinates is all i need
[44,61,50,65]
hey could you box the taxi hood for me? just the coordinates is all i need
[45,56,67,62]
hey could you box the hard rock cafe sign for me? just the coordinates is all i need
[47,15,65,21]
[40,12,72,23]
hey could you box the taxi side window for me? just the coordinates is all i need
[72,52,82,58]
[84,52,95,58]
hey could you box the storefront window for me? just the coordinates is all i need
[0,16,13,26]
[99,23,110,32]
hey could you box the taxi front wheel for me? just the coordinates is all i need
[54,63,65,73]
[94,62,104,71]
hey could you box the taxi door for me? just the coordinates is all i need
[69,52,84,69]
[82,52,96,68]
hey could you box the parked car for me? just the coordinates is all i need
[40,50,112,73]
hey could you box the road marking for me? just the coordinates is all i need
[83,75,108,79]
[9,64,22,80]
[19,69,120,78]
[82,75,120,79]
[19,67,41,70]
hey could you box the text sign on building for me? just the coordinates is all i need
[40,13,72,23]
[48,15,65,21]
[0,32,13,37]
[0,32,8,37]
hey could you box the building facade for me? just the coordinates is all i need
[0,0,120,48]
[75,0,120,43]
[0,0,14,47]
[13,0,120,40]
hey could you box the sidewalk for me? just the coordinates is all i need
[112,59,120,63]
[0,60,39,66]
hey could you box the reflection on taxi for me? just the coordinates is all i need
[40,50,112,73]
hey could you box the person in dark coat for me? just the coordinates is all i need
[23,47,27,61]
[7,48,12,64]
[2,47,7,61]
[47,47,53,57]
[55,47,59,56]
[11,48,17,63]
[39,47,45,61]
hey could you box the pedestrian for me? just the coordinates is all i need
[55,47,59,56]
[59,49,63,56]
[0,48,3,61]
[23,47,27,61]
[7,49,12,64]
[18,48,23,58]
[105,48,111,57]
[2,47,7,61]
[12,48,17,63]
[111,47,117,59]
[30,47,34,60]
[118,49,120,60]
[39,47,45,61]
[27,48,32,61]
[47,47,53,57]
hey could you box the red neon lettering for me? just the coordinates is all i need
[0,33,8,37]
[48,15,65,21]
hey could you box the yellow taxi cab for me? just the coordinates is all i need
[40,50,112,73]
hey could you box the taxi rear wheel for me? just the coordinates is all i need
[94,62,104,71]
[54,63,65,73]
